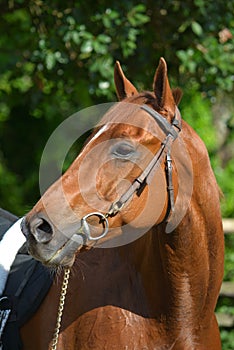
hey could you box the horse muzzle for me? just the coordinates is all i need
[20,211,110,267]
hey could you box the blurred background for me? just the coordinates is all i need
[0,1,233,347]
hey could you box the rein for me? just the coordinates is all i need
[51,104,181,349]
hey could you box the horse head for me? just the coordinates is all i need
[22,58,183,267]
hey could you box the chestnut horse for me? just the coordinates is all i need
[20,58,224,349]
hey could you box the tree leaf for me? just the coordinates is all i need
[191,21,203,36]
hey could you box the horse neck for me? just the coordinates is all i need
[113,153,224,321]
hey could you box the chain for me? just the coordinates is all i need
[50,267,71,350]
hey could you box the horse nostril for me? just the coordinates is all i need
[37,220,53,235]
[30,217,54,243]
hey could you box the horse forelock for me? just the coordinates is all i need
[125,91,161,110]
[124,90,181,118]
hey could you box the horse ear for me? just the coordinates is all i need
[172,87,183,106]
[114,61,138,101]
[153,57,176,116]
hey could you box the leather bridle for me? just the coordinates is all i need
[78,104,182,243]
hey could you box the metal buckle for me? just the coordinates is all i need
[81,212,109,241]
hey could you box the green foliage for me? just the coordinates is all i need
[220,329,234,350]
[0,1,150,214]
[177,33,234,94]
[180,87,217,152]
[0,157,24,213]
[217,233,234,350]
[216,159,234,218]
[0,0,233,218]
[223,235,234,282]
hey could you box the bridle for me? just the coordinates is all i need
[77,104,182,244]
[50,104,182,349]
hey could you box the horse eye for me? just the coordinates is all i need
[112,142,135,159]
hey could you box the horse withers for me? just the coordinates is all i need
[20,58,224,350]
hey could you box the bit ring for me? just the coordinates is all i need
[81,212,109,241]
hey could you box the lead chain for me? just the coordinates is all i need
[50,267,71,350]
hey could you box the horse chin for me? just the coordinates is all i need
[28,237,84,268]
[45,251,76,268]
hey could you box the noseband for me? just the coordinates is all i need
[78,104,181,243]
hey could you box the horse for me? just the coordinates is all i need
[20,58,224,350]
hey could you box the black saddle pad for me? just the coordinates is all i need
[0,208,52,350]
